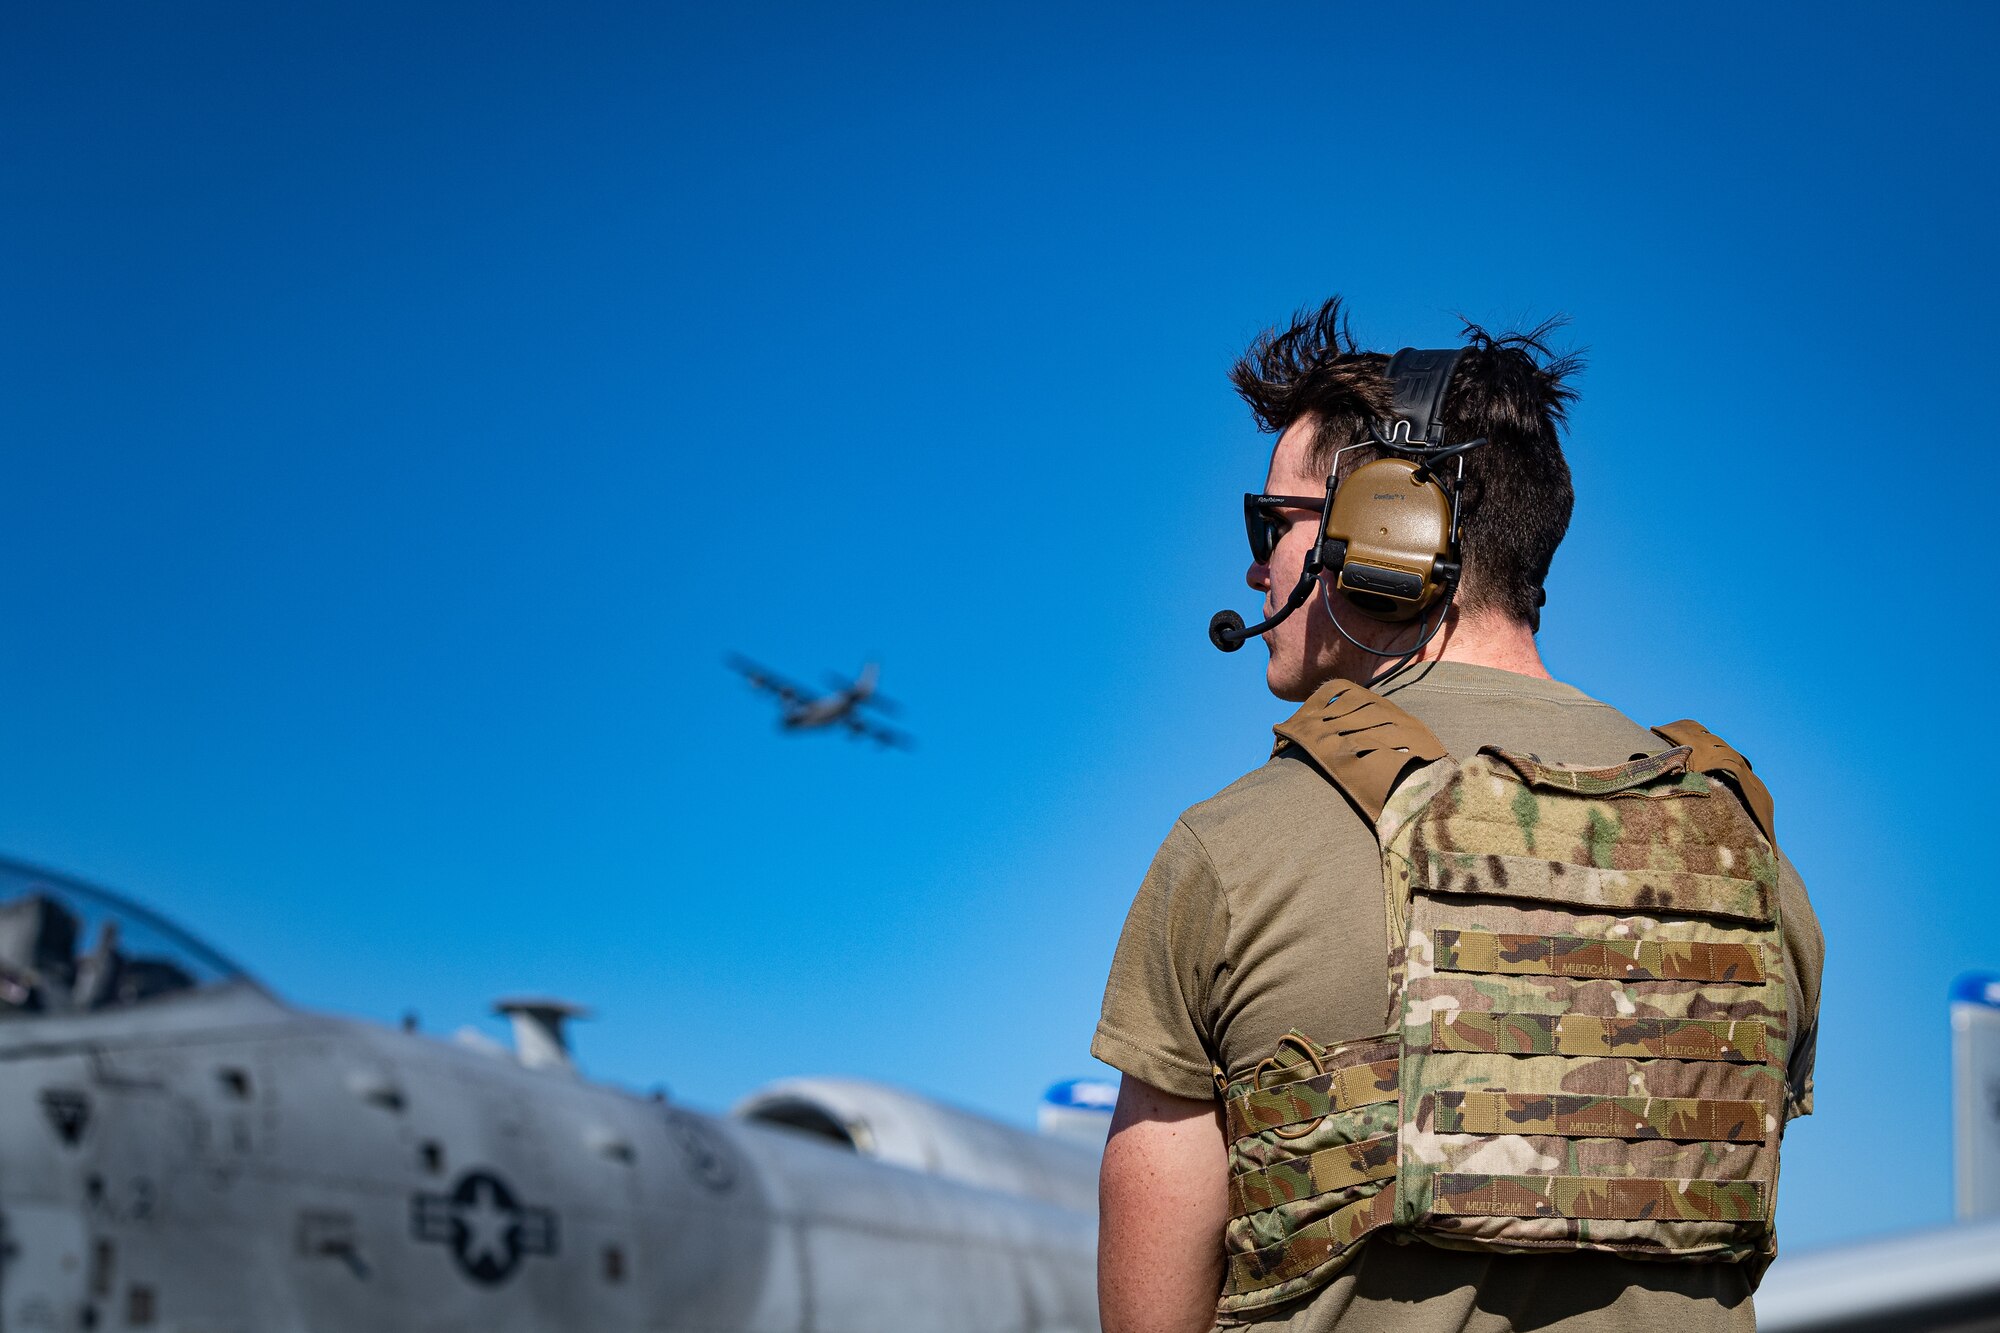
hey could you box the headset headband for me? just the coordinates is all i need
[1375,347,1467,451]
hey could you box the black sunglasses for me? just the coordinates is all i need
[1243,492,1327,564]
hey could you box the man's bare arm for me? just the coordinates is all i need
[1098,1075,1228,1333]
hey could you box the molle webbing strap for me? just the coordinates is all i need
[1225,1058,1400,1142]
[1225,1188,1397,1295]
[1272,680,1447,824]
[1428,1174,1766,1222]
[1488,745,1692,794]
[1433,929,1766,983]
[1431,1091,1770,1143]
[1653,719,1777,846]
[1228,1134,1398,1216]
[1430,1012,1768,1063]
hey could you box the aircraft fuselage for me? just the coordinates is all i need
[0,985,1097,1333]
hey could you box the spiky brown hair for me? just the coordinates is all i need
[1229,296,1583,629]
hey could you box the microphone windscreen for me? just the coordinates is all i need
[1208,609,1246,653]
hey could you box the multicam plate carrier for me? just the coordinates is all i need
[1216,682,1790,1316]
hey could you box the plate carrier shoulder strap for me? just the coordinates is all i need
[1271,678,1447,823]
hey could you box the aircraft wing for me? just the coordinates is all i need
[726,654,813,706]
[1755,1214,2000,1330]
[843,714,913,750]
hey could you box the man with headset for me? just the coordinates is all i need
[1092,298,1822,1333]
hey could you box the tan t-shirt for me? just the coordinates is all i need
[1093,662,1825,1333]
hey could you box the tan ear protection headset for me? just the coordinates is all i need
[1209,347,1489,655]
[1319,347,1474,624]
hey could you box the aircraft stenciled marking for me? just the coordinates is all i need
[411,1170,558,1286]
[457,1182,516,1272]
[38,1088,89,1146]
[667,1110,737,1191]
[85,1173,156,1224]
[13,1297,59,1331]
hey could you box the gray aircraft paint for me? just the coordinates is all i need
[1953,972,2000,1221]
[0,861,1096,1333]
[1755,1215,2000,1332]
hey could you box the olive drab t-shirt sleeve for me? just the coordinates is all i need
[1777,851,1824,1118]
[1092,819,1230,1101]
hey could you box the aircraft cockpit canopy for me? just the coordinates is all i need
[0,857,249,1018]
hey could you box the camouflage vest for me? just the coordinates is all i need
[1215,680,1789,1317]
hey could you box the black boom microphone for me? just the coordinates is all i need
[1207,609,1250,652]
[1208,570,1318,652]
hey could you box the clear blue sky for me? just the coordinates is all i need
[3,2,1994,1253]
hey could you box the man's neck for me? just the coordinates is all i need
[1406,609,1553,681]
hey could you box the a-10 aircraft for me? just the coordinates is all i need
[0,856,1095,1332]
[726,657,911,749]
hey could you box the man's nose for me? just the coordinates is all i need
[1246,560,1272,593]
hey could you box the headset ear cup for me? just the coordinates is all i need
[1324,458,1456,622]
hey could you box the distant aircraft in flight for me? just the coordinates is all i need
[726,656,911,749]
